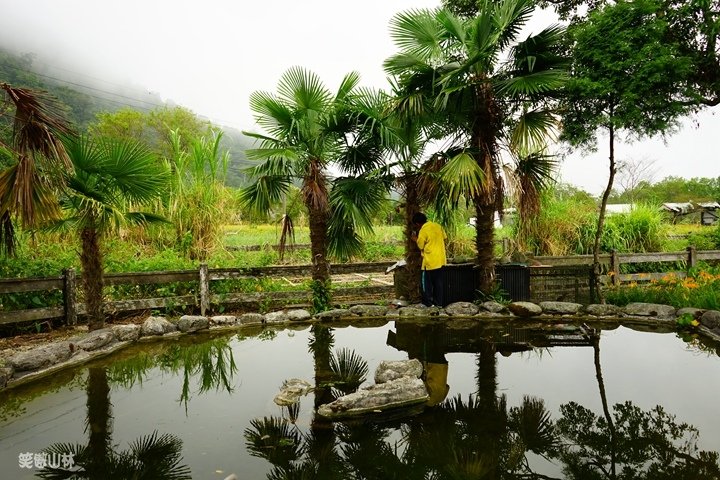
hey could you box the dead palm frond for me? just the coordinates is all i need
[0,83,75,254]
[277,213,296,262]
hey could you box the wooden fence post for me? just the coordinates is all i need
[610,250,620,286]
[687,245,697,271]
[63,268,77,326]
[199,263,209,316]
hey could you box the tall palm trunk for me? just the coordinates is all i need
[474,202,496,294]
[304,160,330,284]
[471,83,502,295]
[307,203,330,283]
[403,175,422,303]
[81,225,105,331]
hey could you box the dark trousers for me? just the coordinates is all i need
[421,268,444,307]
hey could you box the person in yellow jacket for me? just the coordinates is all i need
[411,212,447,307]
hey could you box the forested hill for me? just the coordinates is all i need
[0,48,255,186]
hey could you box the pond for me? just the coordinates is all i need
[1,318,720,479]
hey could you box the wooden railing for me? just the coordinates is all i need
[1,249,719,327]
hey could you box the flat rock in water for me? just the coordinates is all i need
[210,315,237,326]
[238,313,264,325]
[700,310,720,329]
[287,309,312,322]
[265,311,289,324]
[375,359,423,384]
[141,316,176,336]
[444,302,479,316]
[507,302,542,317]
[624,303,676,318]
[317,376,429,419]
[539,301,583,315]
[315,309,352,321]
[74,329,115,351]
[349,304,388,317]
[274,378,312,406]
[479,301,506,313]
[8,342,74,372]
[178,315,209,333]
[112,324,141,342]
[585,304,620,316]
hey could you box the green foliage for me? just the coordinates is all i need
[601,205,665,253]
[605,266,720,310]
[310,279,332,313]
[561,0,695,150]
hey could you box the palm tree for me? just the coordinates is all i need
[384,0,568,293]
[55,135,169,330]
[240,68,388,308]
[38,366,191,479]
[0,83,74,255]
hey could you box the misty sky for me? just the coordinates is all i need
[0,0,717,195]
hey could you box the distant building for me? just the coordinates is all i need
[661,202,720,225]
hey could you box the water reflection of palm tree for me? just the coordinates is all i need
[38,366,191,479]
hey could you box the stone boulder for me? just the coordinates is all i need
[676,307,705,320]
[112,324,141,342]
[0,366,13,388]
[349,304,388,317]
[444,302,479,317]
[399,306,439,317]
[478,301,506,313]
[507,302,542,317]
[210,315,237,326]
[539,301,583,315]
[264,311,289,324]
[74,329,115,351]
[177,315,210,333]
[700,310,720,330]
[315,309,352,321]
[623,302,676,318]
[238,313,264,325]
[273,378,312,406]
[374,359,423,384]
[286,309,312,322]
[141,316,176,336]
[317,376,429,419]
[8,342,74,372]
[585,304,621,316]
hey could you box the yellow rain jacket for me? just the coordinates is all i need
[416,221,447,270]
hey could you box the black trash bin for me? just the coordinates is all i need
[442,263,477,306]
[495,263,530,301]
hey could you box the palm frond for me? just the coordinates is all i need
[244,416,303,465]
[438,151,487,202]
[277,67,332,112]
[495,69,569,98]
[277,214,295,262]
[335,71,361,103]
[239,175,291,214]
[389,9,445,62]
[509,108,560,153]
[329,348,369,394]
[249,91,295,135]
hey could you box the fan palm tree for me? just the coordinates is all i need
[240,68,389,307]
[38,366,191,480]
[0,83,74,255]
[54,135,170,330]
[384,0,568,293]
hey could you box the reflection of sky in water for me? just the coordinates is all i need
[0,323,718,479]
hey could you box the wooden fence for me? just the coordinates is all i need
[1,248,719,327]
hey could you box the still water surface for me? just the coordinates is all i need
[1,319,719,479]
